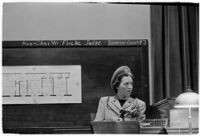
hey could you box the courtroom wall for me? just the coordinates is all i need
[3,3,150,41]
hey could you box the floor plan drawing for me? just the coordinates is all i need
[3,65,81,104]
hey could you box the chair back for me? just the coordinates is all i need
[90,113,96,121]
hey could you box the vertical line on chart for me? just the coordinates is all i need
[50,77,56,96]
[39,77,44,96]
[25,80,31,97]
[64,76,72,96]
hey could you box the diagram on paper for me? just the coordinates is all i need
[3,66,82,104]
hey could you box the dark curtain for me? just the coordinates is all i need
[150,4,199,103]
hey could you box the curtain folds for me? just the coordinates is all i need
[150,4,199,103]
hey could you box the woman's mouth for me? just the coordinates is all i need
[125,90,132,94]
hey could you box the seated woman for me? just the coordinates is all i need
[94,66,146,122]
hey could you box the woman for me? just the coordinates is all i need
[94,66,146,122]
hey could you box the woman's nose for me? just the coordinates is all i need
[128,84,133,89]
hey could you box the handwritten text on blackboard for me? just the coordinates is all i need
[4,40,148,48]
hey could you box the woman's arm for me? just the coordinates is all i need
[138,101,146,121]
[94,97,106,121]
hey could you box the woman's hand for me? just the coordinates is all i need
[129,108,140,118]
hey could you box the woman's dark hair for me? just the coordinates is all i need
[112,73,134,93]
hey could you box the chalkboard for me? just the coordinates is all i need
[2,40,149,133]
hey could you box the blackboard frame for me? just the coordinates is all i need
[2,39,149,134]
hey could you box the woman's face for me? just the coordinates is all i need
[117,75,133,99]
